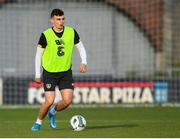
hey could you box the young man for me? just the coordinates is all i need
[31,9,87,131]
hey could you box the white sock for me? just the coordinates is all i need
[36,118,42,125]
[50,106,57,115]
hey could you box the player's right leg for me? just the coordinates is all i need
[31,76,57,131]
[31,91,55,131]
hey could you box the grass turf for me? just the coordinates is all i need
[0,107,180,137]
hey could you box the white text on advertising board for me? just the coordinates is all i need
[28,82,154,104]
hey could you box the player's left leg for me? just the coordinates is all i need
[48,69,74,128]
[48,89,73,128]
[56,89,73,111]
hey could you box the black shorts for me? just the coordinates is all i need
[42,69,74,91]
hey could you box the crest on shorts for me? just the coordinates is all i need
[46,83,51,89]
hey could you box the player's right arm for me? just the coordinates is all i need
[35,33,47,83]
[35,46,44,83]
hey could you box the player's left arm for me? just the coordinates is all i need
[75,41,87,73]
[74,29,87,73]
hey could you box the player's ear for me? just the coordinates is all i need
[50,18,54,25]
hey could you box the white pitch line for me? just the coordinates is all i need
[0,79,3,105]
[0,119,179,124]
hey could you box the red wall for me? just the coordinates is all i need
[106,0,163,51]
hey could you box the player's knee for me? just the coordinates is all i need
[44,99,54,106]
[63,98,72,107]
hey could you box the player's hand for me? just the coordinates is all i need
[35,77,41,83]
[79,64,87,73]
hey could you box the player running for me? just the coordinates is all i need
[31,8,87,131]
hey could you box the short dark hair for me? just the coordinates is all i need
[51,8,64,18]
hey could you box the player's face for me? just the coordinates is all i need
[51,15,65,30]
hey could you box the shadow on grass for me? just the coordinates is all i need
[42,124,138,131]
[87,124,138,129]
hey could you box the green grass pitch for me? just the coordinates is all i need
[0,106,180,137]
